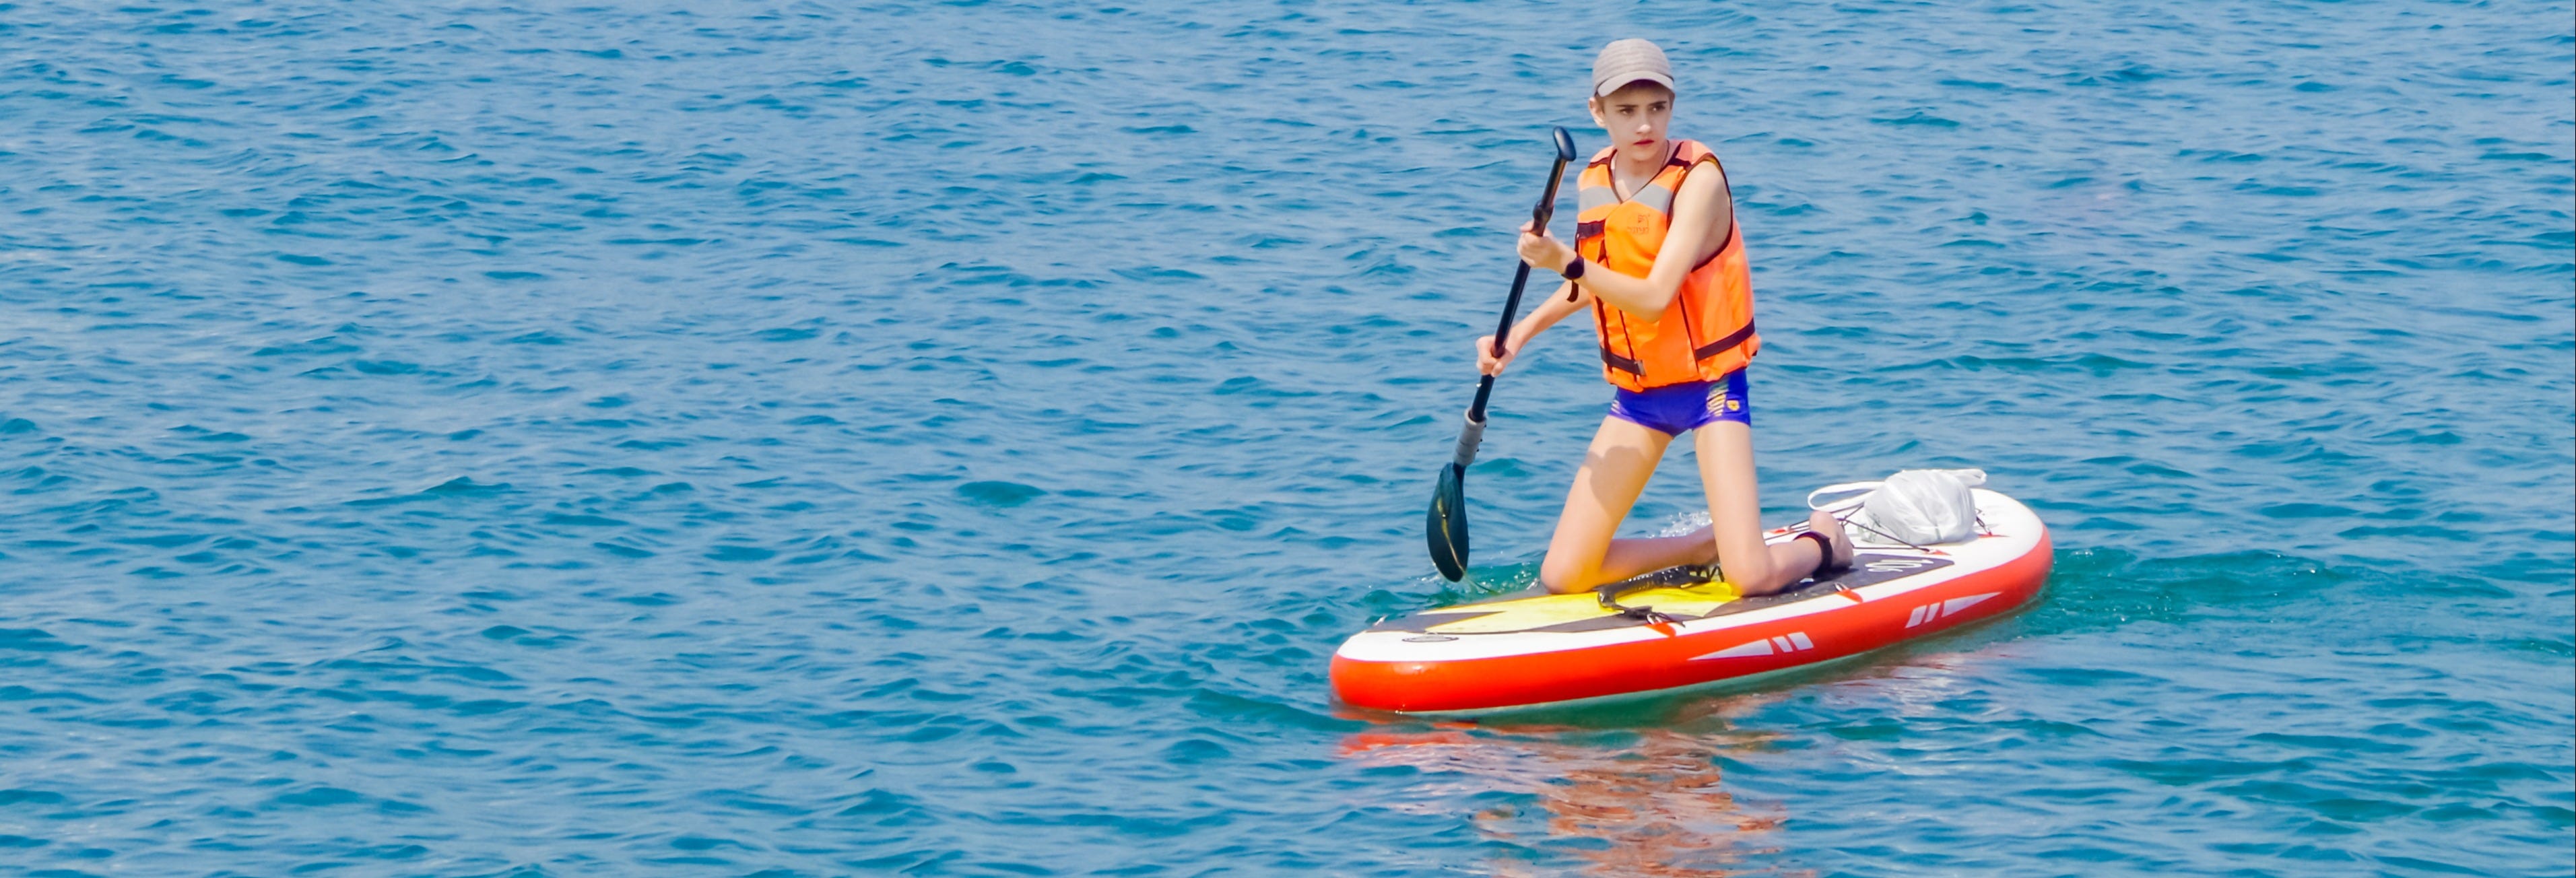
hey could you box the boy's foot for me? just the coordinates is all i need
[1677,523,1720,566]
[1805,510,1855,575]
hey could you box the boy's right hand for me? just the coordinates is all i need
[1475,334,1519,377]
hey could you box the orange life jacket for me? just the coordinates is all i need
[1574,139,1758,392]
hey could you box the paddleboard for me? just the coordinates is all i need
[1331,487,2052,716]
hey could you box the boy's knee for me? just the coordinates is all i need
[1538,553,1592,594]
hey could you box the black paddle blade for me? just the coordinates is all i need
[1426,461,1469,581]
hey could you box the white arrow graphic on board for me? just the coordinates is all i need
[1690,631,1812,661]
[1907,592,2001,628]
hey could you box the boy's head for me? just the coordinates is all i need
[1589,40,1677,151]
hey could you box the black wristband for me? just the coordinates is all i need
[1796,531,1834,578]
[1560,257,1585,281]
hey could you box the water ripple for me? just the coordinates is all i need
[0,0,2569,875]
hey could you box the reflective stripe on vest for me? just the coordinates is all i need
[1573,139,1760,391]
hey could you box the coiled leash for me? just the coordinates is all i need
[1591,564,1717,626]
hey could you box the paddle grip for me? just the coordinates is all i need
[1451,408,1486,468]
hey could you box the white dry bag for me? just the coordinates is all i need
[1807,469,1988,546]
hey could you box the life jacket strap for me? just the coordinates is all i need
[1599,345,1645,376]
[1691,318,1757,362]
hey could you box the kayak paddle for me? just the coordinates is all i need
[1427,126,1580,582]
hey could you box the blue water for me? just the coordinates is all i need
[2,1,2569,875]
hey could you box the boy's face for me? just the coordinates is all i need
[1590,82,1675,164]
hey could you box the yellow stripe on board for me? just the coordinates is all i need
[1422,582,1741,634]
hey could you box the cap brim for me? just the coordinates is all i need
[1593,74,1674,97]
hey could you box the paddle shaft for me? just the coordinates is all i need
[1461,283,1526,422]
[1459,156,1575,435]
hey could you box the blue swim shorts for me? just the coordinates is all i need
[1606,370,1752,436]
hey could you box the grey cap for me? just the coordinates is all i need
[1591,38,1675,97]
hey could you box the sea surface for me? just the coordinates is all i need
[1,1,2570,875]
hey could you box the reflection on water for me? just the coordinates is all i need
[1332,648,2033,874]
[1340,693,1804,877]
